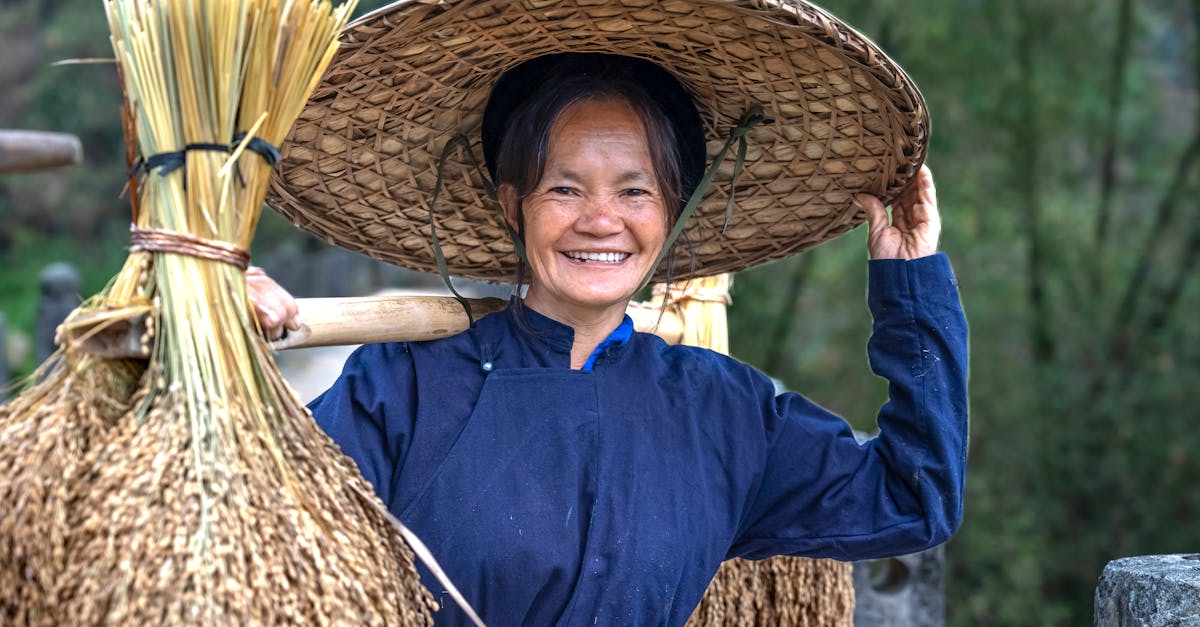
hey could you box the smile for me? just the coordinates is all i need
[562,251,631,264]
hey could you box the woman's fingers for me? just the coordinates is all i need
[901,165,939,232]
[857,193,898,259]
[918,165,937,209]
[906,166,941,253]
[856,165,941,260]
[858,193,888,232]
[246,266,300,339]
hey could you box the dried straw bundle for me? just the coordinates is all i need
[0,355,144,625]
[3,0,436,624]
[0,250,155,625]
[656,275,855,626]
[651,274,733,356]
[688,558,853,627]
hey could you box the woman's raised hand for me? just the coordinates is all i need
[858,165,940,260]
[246,266,301,340]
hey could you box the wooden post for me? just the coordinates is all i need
[0,130,83,173]
[37,263,82,363]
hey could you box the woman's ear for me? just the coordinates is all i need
[499,183,519,228]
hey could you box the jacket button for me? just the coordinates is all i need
[481,361,494,373]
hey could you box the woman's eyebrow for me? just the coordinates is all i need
[543,168,583,183]
[615,170,654,185]
[542,168,654,185]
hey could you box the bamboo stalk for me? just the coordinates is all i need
[65,295,686,357]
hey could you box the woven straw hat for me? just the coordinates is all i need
[267,0,929,282]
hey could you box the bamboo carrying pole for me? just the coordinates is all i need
[270,296,509,349]
[68,295,684,357]
[0,130,83,173]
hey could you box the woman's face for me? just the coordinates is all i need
[503,97,669,322]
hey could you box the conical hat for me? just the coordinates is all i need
[267,0,929,282]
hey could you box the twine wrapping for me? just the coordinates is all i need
[129,226,251,271]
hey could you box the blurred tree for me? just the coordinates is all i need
[731,0,1200,624]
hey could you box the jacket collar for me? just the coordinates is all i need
[485,298,634,368]
[501,298,576,355]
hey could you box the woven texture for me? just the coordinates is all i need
[267,0,929,281]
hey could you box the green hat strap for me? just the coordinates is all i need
[430,134,528,325]
[635,105,769,291]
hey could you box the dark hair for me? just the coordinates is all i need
[481,53,706,307]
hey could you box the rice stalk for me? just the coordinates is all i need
[0,249,155,625]
[0,352,147,626]
[3,0,435,624]
[687,558,854,626]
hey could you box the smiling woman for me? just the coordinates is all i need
[502,98,669,366]
[487,54,698,358]
[249,1,968,625]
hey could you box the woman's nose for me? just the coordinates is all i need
[575,196,623,236]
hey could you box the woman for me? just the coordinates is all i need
[255,3,966,625]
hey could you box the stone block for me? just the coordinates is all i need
[853,545,945,626]
[1095,554,1200,626]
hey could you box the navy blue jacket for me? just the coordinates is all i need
[310,253,968,626]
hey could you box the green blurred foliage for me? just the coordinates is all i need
[2,0,1199,624]
[729,1,1200,624]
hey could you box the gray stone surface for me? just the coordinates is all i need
[853,545,945,626]
[35,262,81,362]
[1096,554,1200,626]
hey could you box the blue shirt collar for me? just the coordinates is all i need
[580,314,633,371]
[501,298,634,370]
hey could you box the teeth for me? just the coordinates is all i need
[565,251,629,263]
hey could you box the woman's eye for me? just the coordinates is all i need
[625,188,649,197]
[549,186,573,196]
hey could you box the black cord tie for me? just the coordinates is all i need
[232,132,281,166]
[128,142,228,178]
[128,135,281,178]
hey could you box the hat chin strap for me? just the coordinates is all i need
[428,134,529,326]
[636,105,769,291]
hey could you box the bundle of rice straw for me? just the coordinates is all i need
[2,0,438,624]
[0,236,153,623]
[688,557,854,626]
[654,274,854,627]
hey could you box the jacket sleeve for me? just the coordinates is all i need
[307,342,417,507]
[728,252,968,562]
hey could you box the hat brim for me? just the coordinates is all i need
[267,0,929,282]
